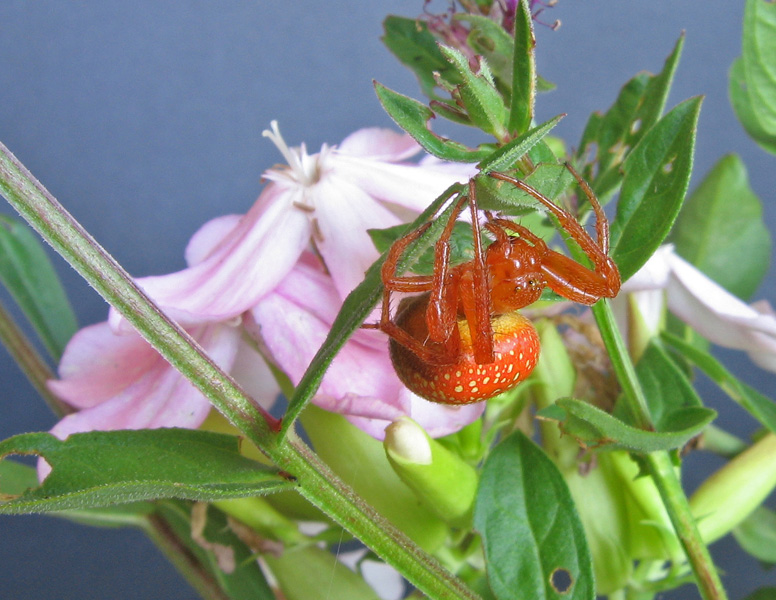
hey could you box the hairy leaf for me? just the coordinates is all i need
[0,429,293,513]
[610,96,702,282]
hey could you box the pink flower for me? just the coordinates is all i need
[109,123,472,331]
[619,245,776,372]
[48,124,481,445]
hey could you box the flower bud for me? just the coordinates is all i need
[384,417,478,527]
[300,406,448,552]
[690,433,776,544]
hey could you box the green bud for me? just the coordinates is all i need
[384,417,478,527]
[300,405,448,552]
[265,545,380,600]
[214,497,304,547]
[690,433,776,544]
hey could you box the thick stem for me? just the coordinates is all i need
[592,300,727,600]
[0,141,478,600]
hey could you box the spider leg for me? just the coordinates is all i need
[488,168,620,300]
[460,179,495,364]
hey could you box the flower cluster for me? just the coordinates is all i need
[47,124,483,442]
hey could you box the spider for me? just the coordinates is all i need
[365,164,621,405]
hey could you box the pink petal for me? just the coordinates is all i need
[312,175,404,297]
[337,128,421,161]
[249,258,483,439]
[333,154,474,213]
[184,214,242,267]
[49,323,241,437]
[109,185,311,330]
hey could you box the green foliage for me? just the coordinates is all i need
[670,153,771,299]
[0,214,77,359]
[734,505,776,565]
[157,501,276,600]
[474,431,594,600]
[730,0,776,154]
[0,429,293,513]
[577,35,684,202]
[662,331,776,434]
[507,0,536,134]
[381,16,460,100]
[610,96,702,282]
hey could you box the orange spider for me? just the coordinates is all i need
[366,164,621,405]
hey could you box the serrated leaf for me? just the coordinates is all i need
[538,400,715,453]
[381,16,460,99]
[661,331,776,434]
[0,214,77,359]
[438,45,509,138]
[730,58,776,154]
[478,114,564,174]
[280,183,465,437]
[0,429,293,513]
[374,82,492,162]
[539,340,716,452]
[734,505,776,565]
[610,96,702,282]
[577,35,684,201]
[508,0,536,134]
[670,154,770,299]
[474,430,594,600]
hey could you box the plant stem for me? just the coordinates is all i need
[0,140,479,600]
[592,300,728,600]
[0,298,70,416]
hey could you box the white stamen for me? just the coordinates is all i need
[262,120,318,185]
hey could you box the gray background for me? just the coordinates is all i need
[0,2,774,598]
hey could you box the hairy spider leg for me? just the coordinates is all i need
[488,167,620,305]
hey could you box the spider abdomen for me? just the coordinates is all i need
[389,296,540,405]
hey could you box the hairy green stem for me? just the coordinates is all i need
[0,298,69,416]
[0,141,478,600]
[592,300,727,600]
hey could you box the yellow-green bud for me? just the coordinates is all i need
[384,417,478,527]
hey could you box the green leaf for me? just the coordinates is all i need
[610,96,702,282]
[438,45,509,139]
[538,400,715,453]
[374,82,492,162]
[730,58,776,154]
[0,429,293,513]
[734,505,776,565]
[742,589,776,600]
[474,431,594,600]
[157,501,275,600]
[539,341,716,452]
[477,114,564,174]
[577,35,684,201]
[661,331,776,434]
[280,183,465,438]
[508,0,536,134]
[0,214,77,359]
[455,14,516,99]
[736,0,776,150]
[381,16,460,99]
[670,154,770,299]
